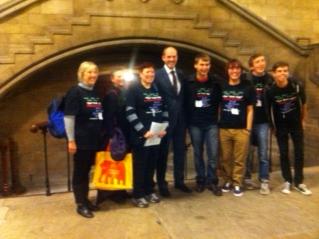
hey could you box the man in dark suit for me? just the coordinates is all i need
[154,46,192,197]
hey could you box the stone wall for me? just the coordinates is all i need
[232,0,319,44]
[0,0,318,193]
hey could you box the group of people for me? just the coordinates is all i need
[62,46,312,219]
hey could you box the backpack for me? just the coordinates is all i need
[109,127,127,161]
[47,97,66,139]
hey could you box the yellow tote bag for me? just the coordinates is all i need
[91,151,133,190]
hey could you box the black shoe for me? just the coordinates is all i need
[87,201,100,211]
[207,184,222,196]
[96,190,112,205]
[77,205,94,218]
[195,184,205,193]
[159,187,171,197]
[175,184,192,193]
[109,191,130,203]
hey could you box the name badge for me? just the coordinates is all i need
[98,112,103,120]
[231,108,239,115]
[256,100,262,107]
[195,100,203,108]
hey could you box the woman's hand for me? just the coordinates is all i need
[68,141,77,154]
[143,131,154,139]
[158,130,167,138]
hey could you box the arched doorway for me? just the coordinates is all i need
[0,39,228,194]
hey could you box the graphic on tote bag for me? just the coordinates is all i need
[91,151,132,190]
[99,160,126,184]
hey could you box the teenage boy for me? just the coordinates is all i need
[267,61,312,195]
[243,54,273,195]
[219,59,255,197]
[184,53,222,196]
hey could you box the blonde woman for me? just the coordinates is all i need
[64,61,103,218]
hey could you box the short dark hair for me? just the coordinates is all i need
[272,61,289,72]
[138,62,155,72]
[248,53,265,67]
[225,59,242,74]
[194,53,211,64]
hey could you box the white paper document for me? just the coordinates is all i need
[144,122,169,147]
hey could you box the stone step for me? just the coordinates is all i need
[71,16,91,26]
[28,35,53,45]
[193,20,212,29]
[87,9,196,20]
[8,44,33,54]
[238,46,256,55]
[47,25,72,35]
[0,55,14,64]
[224,39,241,47]
[209,30,228,39]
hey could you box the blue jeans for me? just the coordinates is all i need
[189,125,219,185]
[245,123,269,181]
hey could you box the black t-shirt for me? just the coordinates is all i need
[64,85,103,150]
[251,73,272,124]
[185,74,222,127]
[219,80,256,129]
[267,81,306,129]
[125,82,167,145]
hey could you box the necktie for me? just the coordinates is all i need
[170,70,178,94]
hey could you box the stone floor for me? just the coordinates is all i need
[0,166,319,239]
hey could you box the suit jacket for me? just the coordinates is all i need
[155,67,186,130]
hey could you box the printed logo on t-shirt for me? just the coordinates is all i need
[143,92,163,117]
[84,96,103,120]
[274,93,297,117]
[195,88,211,108]
[222,90,244,115]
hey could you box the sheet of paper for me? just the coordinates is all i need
[144,122,169,147]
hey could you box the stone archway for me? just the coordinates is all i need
[0,38,228,193]
[1,37,229,98]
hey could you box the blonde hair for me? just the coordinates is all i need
[77,61,98,82]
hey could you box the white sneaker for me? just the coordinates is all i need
[260,182,270,195]
[132,197,149,208]
[281,181,291,194]
[145,193,161,203]
[233,186,244,197]
[294,184,312,196]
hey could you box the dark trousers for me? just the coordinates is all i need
[156,116,186,188]
[72,149,96,205]
[132,145,159,199]
[276,127,304,186]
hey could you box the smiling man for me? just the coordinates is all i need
[267,61,312,196]
[219,59,256,197]
[184,53,222,196]
[154,46,192,197]
[242,54,273,194]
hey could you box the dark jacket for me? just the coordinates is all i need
[154,67,186,131]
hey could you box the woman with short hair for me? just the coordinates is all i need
[64,61,103,218]
[125,62,168,208]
